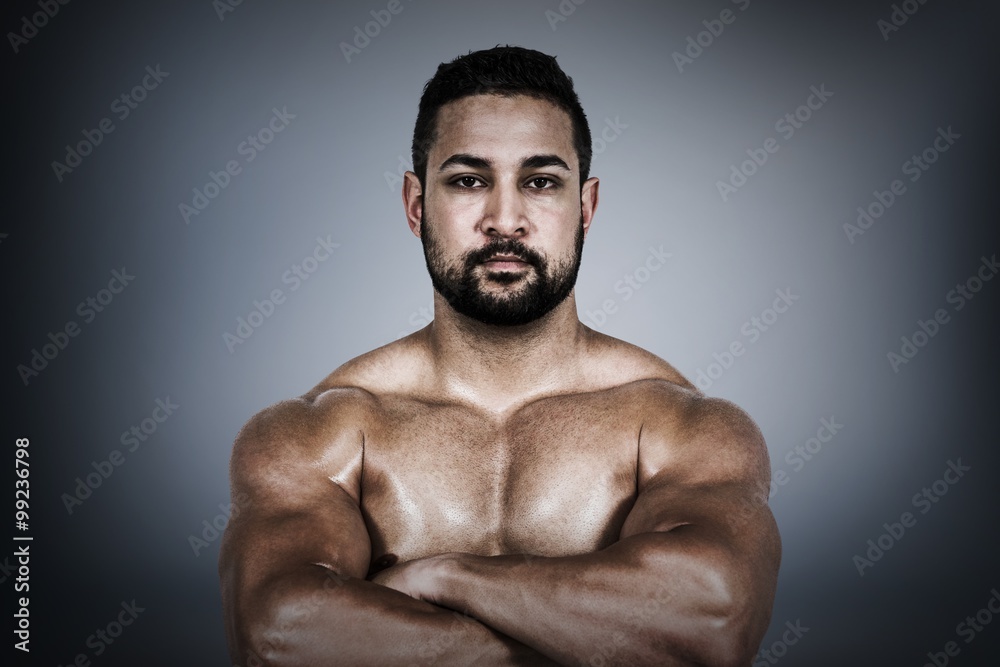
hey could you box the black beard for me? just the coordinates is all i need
[420,213,584,326]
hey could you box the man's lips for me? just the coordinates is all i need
[482,255,530,270]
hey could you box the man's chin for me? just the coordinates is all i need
[445,292,544,326]
[462,310,546,328]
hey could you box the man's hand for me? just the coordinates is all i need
[369,554,563,666]
[369,553,466,607]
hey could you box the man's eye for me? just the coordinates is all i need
[527,177,556,189]
[455,176,484,188]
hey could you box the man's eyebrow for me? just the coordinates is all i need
[521,154,572,172]
[438,154,492,171]
[437,154,573,173]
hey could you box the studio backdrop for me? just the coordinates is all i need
[5,0,999,665]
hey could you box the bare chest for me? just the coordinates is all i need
[360,393,639,568]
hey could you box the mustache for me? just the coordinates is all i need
[465,239,544,269]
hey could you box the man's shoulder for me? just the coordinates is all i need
[229,385,375,504]
[312,332,428,399]
[232,384,375,470]
[242,386,375,438]
[582,327,696,395]
[583,331,768,481]
[586,331,755,424]
[236,335,423,450]
[627,381,768,488]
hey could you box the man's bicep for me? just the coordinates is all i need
[219,396,372,612]
[619,478,777,561]
[221,480,372,590]
[619,393,778,562]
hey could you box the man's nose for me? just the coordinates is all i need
[480,182,527,238]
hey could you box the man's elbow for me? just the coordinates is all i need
[227,573,346,667]
[634,533,776,665]
[643,598,763,667]
[225,592,290,667]
[693,574,772,667]
[702,611,763,667]
[635,550,770,665]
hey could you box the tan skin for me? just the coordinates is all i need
[219,94,780,666]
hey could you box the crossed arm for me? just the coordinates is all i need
[219,389,780,666]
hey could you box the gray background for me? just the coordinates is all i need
[5,0,999,664]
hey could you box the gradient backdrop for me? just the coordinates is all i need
[5,0,1000,664]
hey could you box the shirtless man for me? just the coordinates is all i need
[219,46,780,666]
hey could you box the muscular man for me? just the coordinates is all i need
[219,46,780,666]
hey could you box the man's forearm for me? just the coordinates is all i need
[426,531,754,666]
[230,565,556,667]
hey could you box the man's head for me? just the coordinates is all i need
[411,46,593,192]
[404,46,599,327]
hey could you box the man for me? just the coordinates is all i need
[219,46,780,666]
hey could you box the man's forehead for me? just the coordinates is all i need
[431,93,576,168]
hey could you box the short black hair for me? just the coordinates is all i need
[411,45,592,190]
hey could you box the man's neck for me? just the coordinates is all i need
[424,293,588,414]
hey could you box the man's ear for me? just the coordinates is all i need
[403,171,424,238]
[580,176,599,238]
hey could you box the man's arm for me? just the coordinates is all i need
[377,389,781,666]
[218,388,555,666]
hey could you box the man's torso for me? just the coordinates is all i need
[308,332,694,574]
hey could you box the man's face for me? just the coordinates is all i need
[414,94,591,326]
